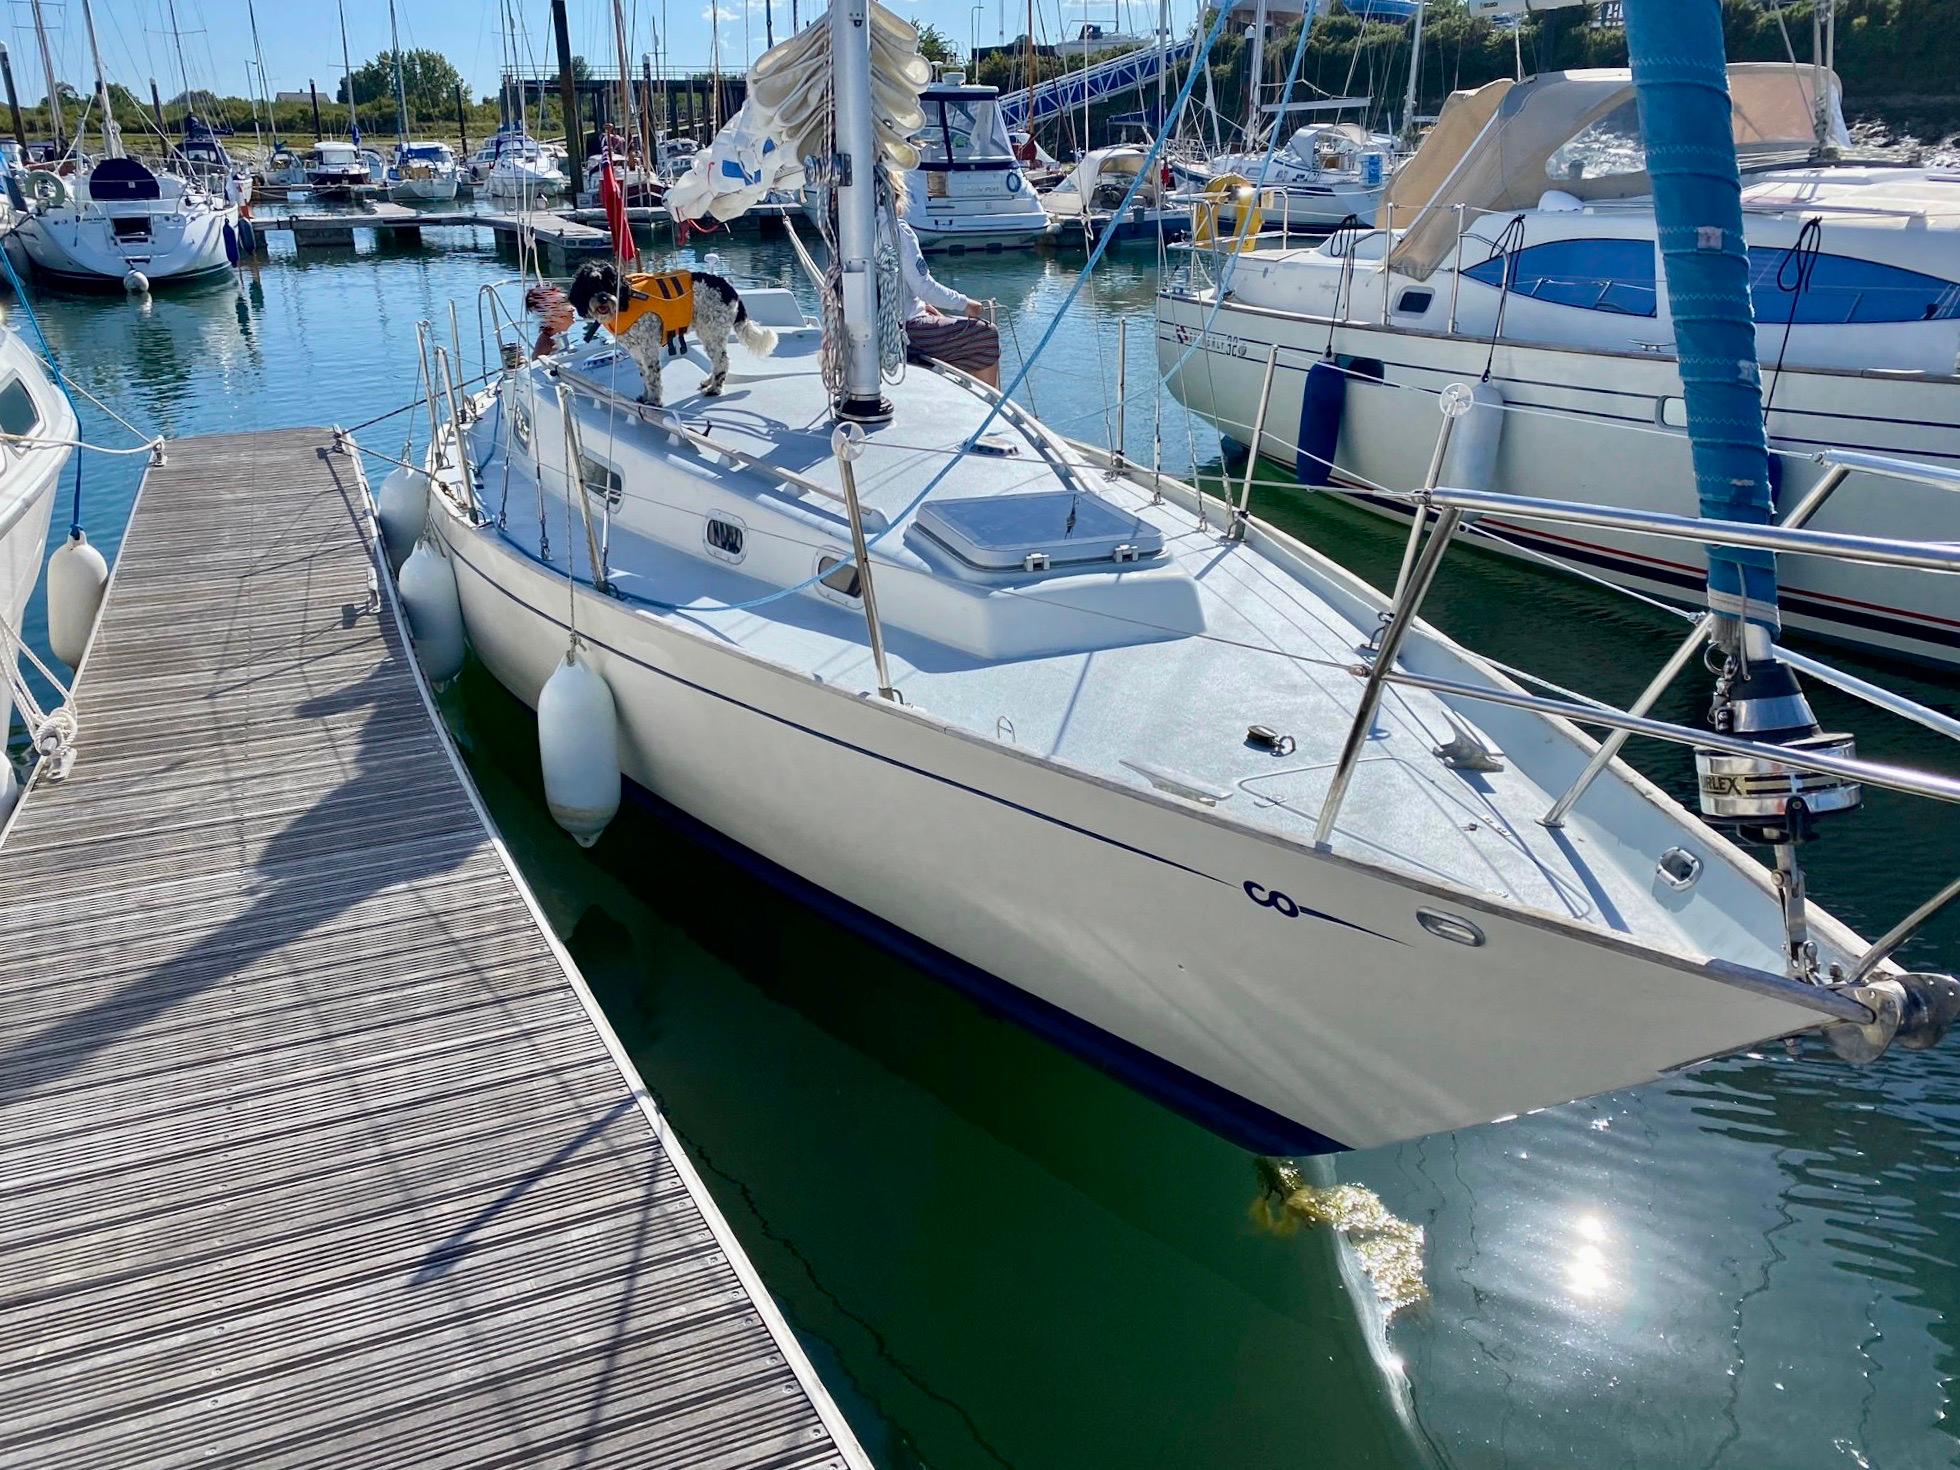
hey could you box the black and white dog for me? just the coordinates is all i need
[566,260,777,408]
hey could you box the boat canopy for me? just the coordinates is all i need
[1384,63,1847,278]
[1284,122,1374,162]
[87,157,161,202]
[916,84,1015,168]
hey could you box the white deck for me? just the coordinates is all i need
[483,331,1696,955]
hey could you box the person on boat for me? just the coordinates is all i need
[526,284,575,358]
[881,170,1001,390]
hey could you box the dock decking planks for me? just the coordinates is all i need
[0,429,866,1470]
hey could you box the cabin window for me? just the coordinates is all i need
[1394,288,1434,315]
[577,453,623,508]
[0,377,42,436]
[816,553,862,601]
[1746,248,1960,324]
[1544,98,1646,182]
[705,515,746,562]
[1463,238,1659,316]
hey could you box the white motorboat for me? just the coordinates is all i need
[0,321,78,817]
[901,76,1051,251]
[388,143,460,202]
[388,1,1960,1158]
[1156,63,1960,668]
[479,134,568,199]
[303,141,371,196]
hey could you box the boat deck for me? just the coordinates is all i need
[0,429,866,1469]
[492,338,1715,959]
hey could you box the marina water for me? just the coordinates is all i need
[14,227,1957,1468]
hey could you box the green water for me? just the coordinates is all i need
[14,225,1958,1469]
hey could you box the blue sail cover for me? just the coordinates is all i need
[1624,0,1780,639]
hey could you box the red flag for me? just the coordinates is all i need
[600,147,635,266]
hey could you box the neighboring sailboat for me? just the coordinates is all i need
[394,0,1960,1158]
[11,0,239,289]
[0,325,79,819]
[381,0,459,202]
[1168,0,1398,228]
[1156,58,1960,668]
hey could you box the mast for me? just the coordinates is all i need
[831,0,886,420]
[708,0,722,132]
[27,0,63,156]
[163,0,194,121]
[337,0,360,142]
[247,0,276,146]
[1400,0,1425,144]
[387,0,411,144]
[1246,0,1266,146]
[611,0,633,155]
[79,0,121,158]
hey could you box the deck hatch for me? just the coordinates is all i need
[915,490,1163,572]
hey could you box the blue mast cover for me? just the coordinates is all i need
[1623,0,1780,641]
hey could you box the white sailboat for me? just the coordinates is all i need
[381,0,458,203]
[1156,61,1960,669]
[387,1,1960,1156]
[11,0,238,289]
[1168,0,1399,228]
[0,323,79,819]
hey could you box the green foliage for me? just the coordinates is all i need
[334,49,465,120]
[917,22,955,63]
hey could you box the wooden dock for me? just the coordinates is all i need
[0,429,868,1470]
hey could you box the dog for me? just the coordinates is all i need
[566,260,778,409]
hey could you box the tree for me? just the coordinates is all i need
[336,49,465,121]
[571,55,592,82]
[916,22,954,63]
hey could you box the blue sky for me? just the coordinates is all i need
[7,0,1191,105]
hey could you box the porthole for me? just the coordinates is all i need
[578,453,623,509]
[705,514,746,563]
[1394,288,1434,316]
[816,553,862,601]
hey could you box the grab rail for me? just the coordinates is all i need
[1416,487,1960,574]
[1816,447,1960,492]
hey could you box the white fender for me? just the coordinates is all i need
[537,649,620,847]
[374,461,430,573]
[45,530,110,669]
[398,539,466,683]
[122,270,150,294]
[1439,379,1505,494]
[0,758,17,824]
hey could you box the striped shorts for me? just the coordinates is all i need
[904,315,1000,374]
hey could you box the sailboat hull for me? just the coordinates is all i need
[425,480,1835,1155]
[1155,290,1960,668]
[15,205,238,286]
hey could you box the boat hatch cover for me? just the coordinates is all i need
[915,490,1164,571]
[88,158,162,202]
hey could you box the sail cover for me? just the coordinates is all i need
[666,2,931,223]
[1385,63,1845,279]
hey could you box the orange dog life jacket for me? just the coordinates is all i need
[605,271,695,341]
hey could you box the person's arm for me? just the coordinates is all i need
[896,219,975,316]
